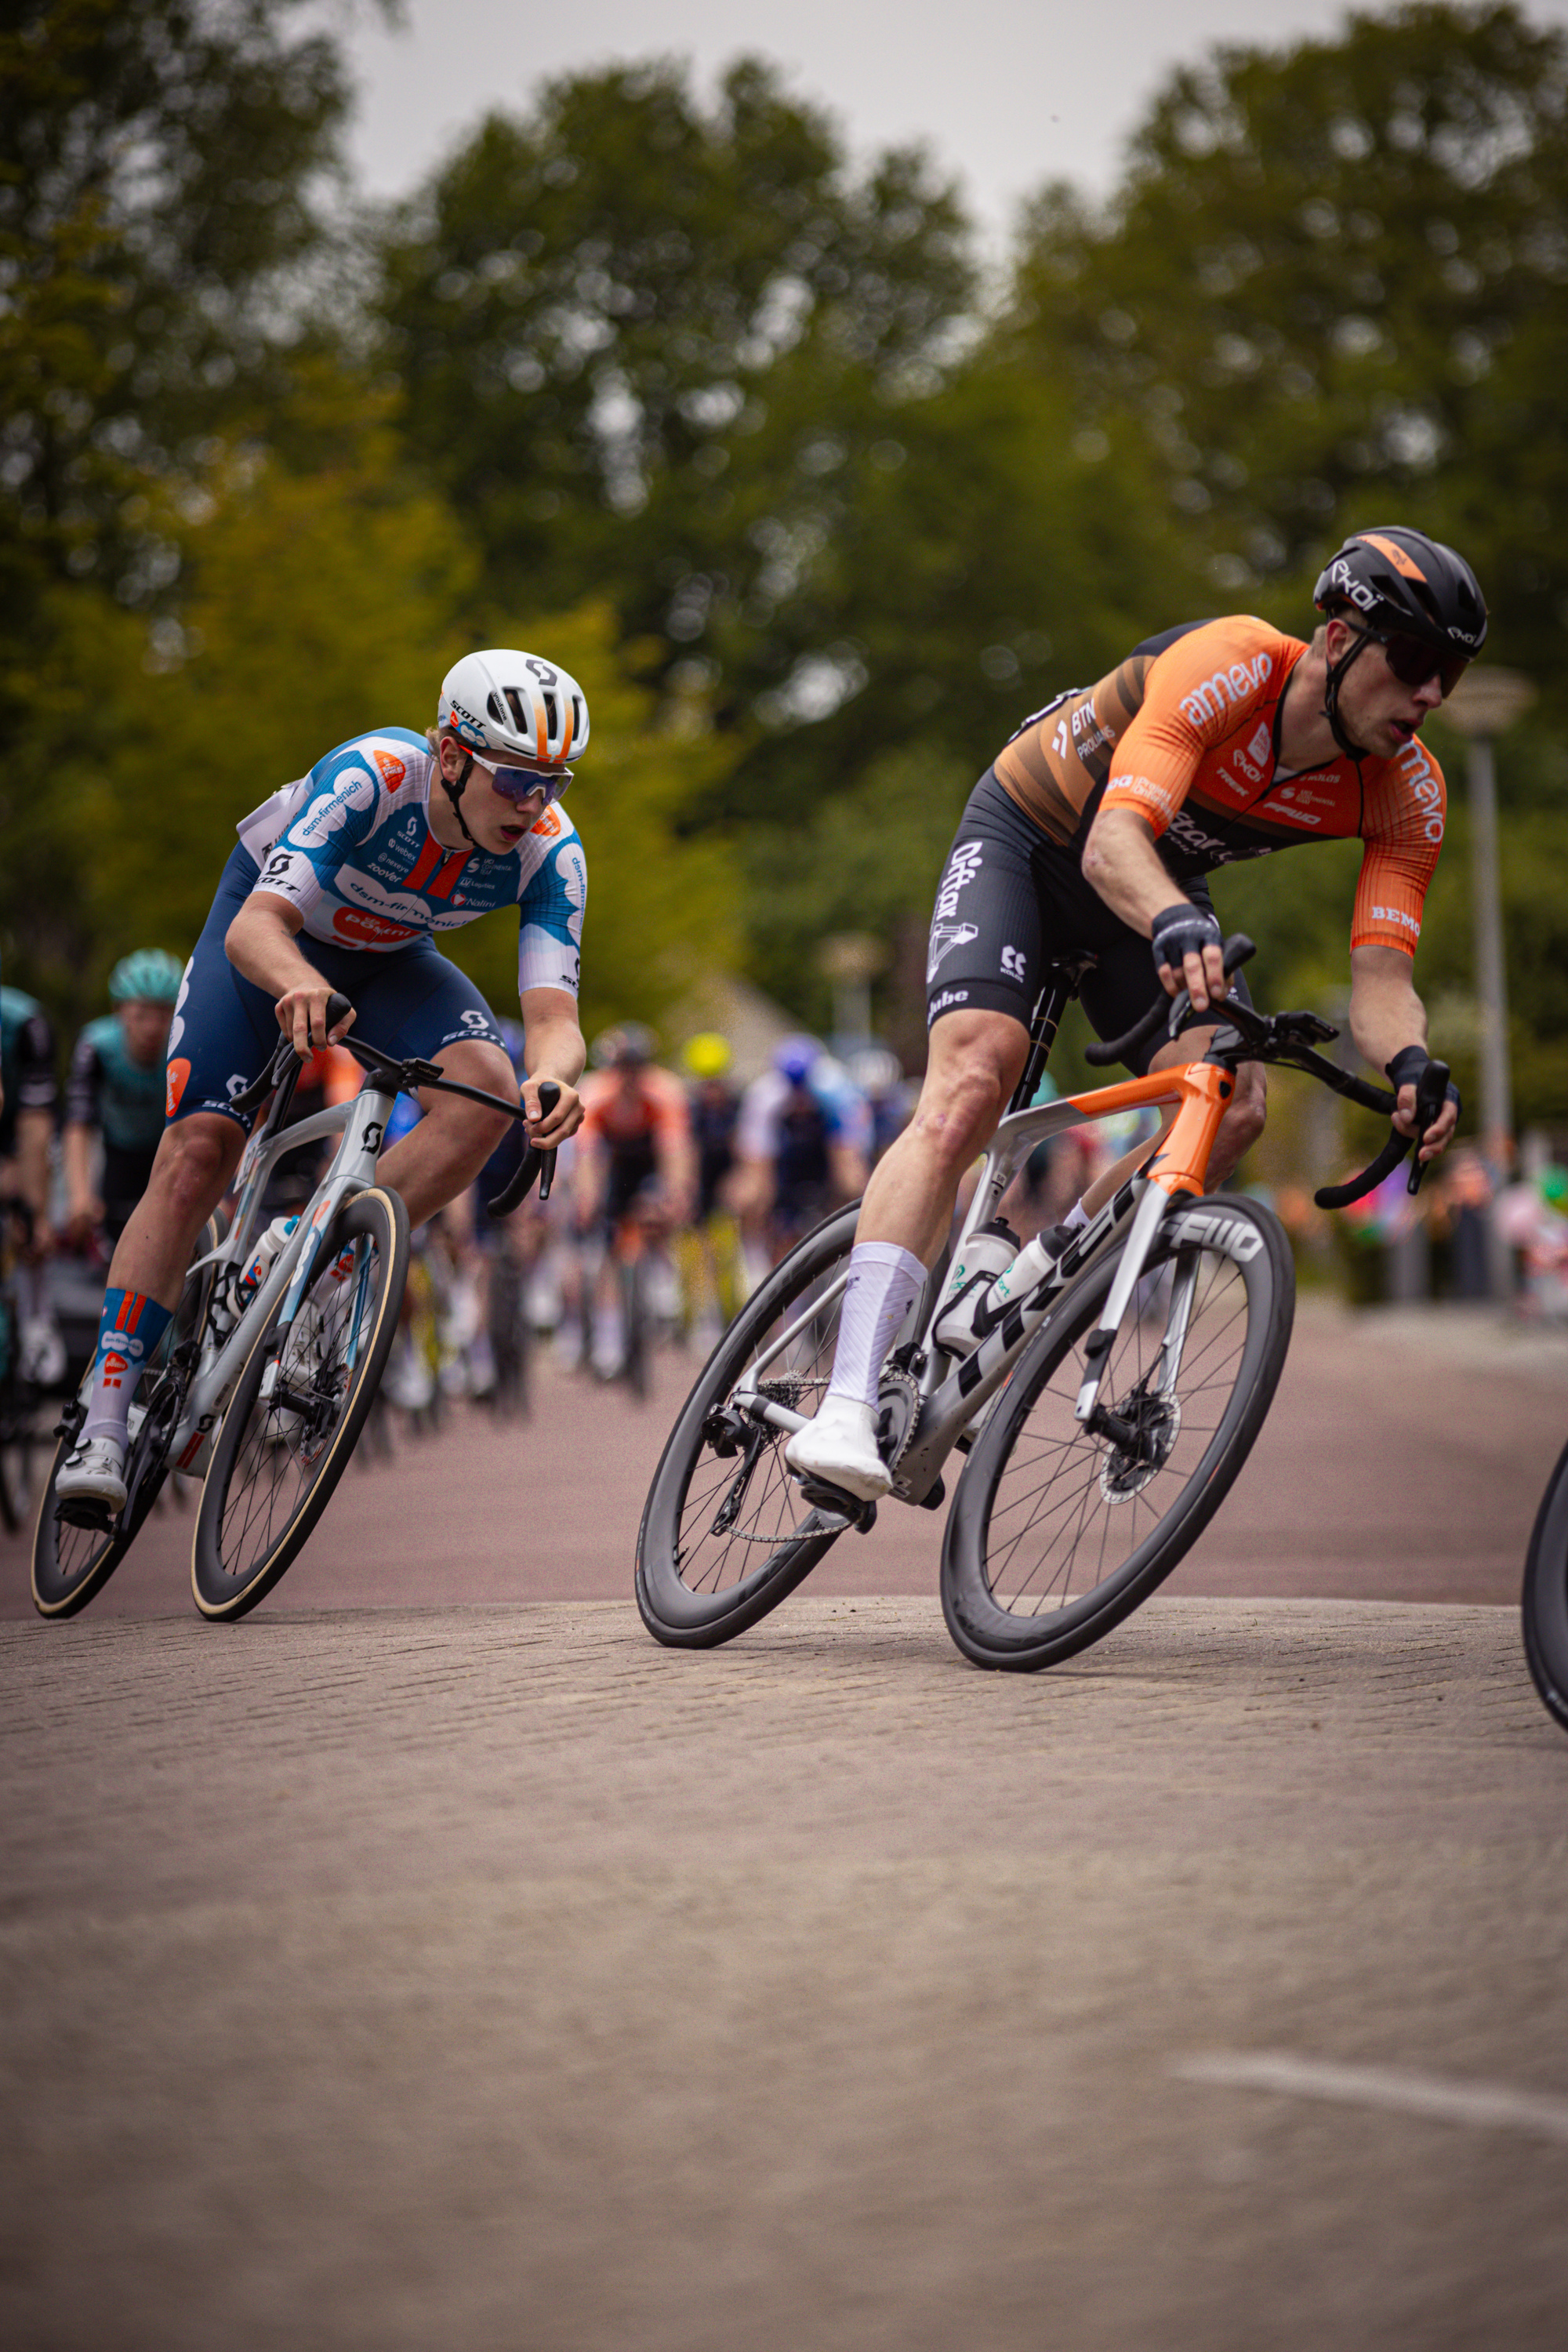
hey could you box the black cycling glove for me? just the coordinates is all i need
[1150,902,1223,978]
[1385,1045,1461,1118]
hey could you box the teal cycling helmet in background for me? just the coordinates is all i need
[109,949,184,1005]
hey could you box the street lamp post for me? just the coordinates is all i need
[1441,666,1537,1300]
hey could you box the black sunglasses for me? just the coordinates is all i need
[1359,627,1468,700]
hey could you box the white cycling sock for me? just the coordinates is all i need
[823,1243,927,1410]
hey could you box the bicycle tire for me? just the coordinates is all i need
[942,1192,1294,1671]
[31,1210,228,1620]
[1522,1437,1568,1733]
[191,1186,409,1622]
[636,1203,865,1648]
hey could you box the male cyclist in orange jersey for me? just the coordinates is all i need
[789,525,1485,1501]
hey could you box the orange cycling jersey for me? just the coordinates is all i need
[579,1065,690,1156]
[993,615,1446,957]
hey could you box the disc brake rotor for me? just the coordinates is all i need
[1098,1389,1181,1503]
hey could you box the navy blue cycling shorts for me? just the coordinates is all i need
[165,846,508,1133]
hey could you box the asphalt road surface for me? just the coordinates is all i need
[4,1299,1566,2348]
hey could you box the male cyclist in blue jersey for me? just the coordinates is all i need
[57,648,591,1514]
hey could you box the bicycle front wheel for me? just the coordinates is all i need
[1522,1439,1568,1733]
[636,1204,864,1648]
[191,1187,408,1622]
[942,1193,1294,1671]
[31,1208,227,1620]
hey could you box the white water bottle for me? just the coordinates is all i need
[933,1219,1019,1354]
[236,1214,299,1308]
[985,1225,1064,1317]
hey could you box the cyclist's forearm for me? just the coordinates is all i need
[224,895,320,1000]
[1348,946,1428,1072]
[1080,807,1191,932]
[63,1123,98,1216]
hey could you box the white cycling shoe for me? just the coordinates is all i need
[785,1394,891,1503]
[56,1435,128,1515]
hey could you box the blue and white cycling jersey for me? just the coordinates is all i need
[236,727,586,996]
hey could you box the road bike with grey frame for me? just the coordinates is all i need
[637,938,1450,1670]
[32,995,557,1621]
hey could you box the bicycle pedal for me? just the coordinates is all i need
[797,1475,878,1534]
[56,1497,116,1532]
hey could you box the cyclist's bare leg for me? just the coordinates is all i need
[374,1039,517,1229]
[107,1113,246,1310]
[851,1008,1030,1260]
[786,1009,1028,1499]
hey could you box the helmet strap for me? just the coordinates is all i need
[440,751,479,848]
[1322,625,1376,762]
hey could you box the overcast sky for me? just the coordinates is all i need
[342,0,1568,238]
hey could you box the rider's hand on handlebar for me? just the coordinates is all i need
[522,1076,581,1146]
[274,984,355,1058]
[1151,903,1227,1014]
[1388,1066,1460,1165]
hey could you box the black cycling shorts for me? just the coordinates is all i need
[923,769,1248,1076]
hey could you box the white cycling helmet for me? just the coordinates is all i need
[439,648,590,768]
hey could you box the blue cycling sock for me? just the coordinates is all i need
[81,1287,174,1447]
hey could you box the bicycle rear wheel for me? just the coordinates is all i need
[31,1210,227,1619]
[636,1204,866,1648]
[191,1187,408,1622]
[1522,1439,1568,1733]
[942,1193,1294,1671]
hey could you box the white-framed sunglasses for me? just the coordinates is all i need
[466,746,574,807]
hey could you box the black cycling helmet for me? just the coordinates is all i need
[1312,525,1486,757]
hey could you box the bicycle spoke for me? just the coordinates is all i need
[672,1267,844,1595]
[981,1250,1253,1618]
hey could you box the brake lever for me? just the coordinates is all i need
[1406,1058,1452,1197]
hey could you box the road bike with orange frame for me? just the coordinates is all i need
[636,937,1451,1669]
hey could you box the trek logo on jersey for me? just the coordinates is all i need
[1179,653,1273,730]
[1371,904,1422,940]
[927,922,978,982]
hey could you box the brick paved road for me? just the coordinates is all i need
[3,1595,1566,2349]
[5,1298,1566,1618]
[5,1298,1567,2343]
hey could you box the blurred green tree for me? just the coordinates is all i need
[374,57,975,731]
[1008,2,1568,707]
[9,425,735,1044]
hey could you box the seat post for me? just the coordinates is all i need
[1004,954,1096,1117]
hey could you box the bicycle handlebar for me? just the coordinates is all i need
[1312,1055,1451,1210]
[487,1080,561,1215]
[230,993,564,1210]
[228,993,358,1116]
[1083,935,1258,1068]
[1072,936,1455,1214]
